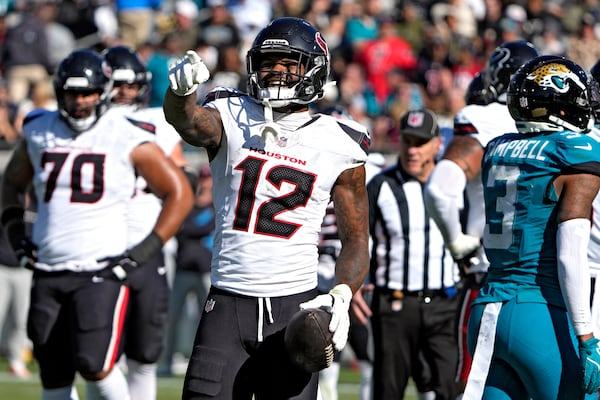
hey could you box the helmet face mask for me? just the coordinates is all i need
[246,17,330,109]
[54,49,113,132]
[507,55,592,133]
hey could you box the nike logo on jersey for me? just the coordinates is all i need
[574,143,593,151]
[92,276,105,283]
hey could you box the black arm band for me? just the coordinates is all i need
[127,231,163,265]
[1,205,25,226]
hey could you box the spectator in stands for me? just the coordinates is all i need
[146,31,183,107]
[205,44,246,92]
[115,0,162,50]
[14,78,57,134]
[301,0,346,51]
[396,2,427,55]
[354,16,417,110]
[384,67,423,124]
[567,12,600,71]
[338,62,378,123]
[198,0,241,51]
[1,1,52,104]
[34,0,76,72]
[229,0,272,55]
[173,0,199,53]
[344,0,381,56]
[449,39,484,94]
[413,29,454,116]
[521,0,562,47]
[54,0,105,43]
[0,78,19,146]
[477,0,504,47]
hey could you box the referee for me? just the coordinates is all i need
[367,109,460,400]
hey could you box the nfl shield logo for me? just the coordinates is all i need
[408,112,424,128]
[205,298,216,313]
[519,96,528,108]
[278,136,288,147]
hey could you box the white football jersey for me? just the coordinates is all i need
[24,107,156,271]
[454,102,517,273]
[126,106,182,245]
[205,89,370,296]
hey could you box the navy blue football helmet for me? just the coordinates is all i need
[54,49,112,131]
[482,40,539,103]
[246,17,330,108]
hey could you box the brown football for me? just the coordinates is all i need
[284,307,334,373]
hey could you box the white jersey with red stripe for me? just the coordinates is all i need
[23,107,156,271]
[205,88,370,296]
[126,106,182,245]
[453,102,517,273]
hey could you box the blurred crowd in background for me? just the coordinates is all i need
[0,0,599,154]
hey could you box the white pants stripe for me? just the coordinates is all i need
[463,302,502,400]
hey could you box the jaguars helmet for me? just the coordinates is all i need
[465,72,490,105]
[507,55,591,133]
[103,45,150,107]
[54,49,113,132]
[482,40,539,103]
[246,17,330,109]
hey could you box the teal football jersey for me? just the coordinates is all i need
[476,130,600,307]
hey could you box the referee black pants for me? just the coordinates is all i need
[371,289,459,400]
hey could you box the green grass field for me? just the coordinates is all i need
[0,359,360,400]
[0,358,418,399]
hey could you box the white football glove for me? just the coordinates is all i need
[168,50,210,96]
[448,233,481,260]
[300,284,352,351]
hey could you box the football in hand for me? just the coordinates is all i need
[284,307,335,373]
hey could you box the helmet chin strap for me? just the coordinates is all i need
[261,100,281,144]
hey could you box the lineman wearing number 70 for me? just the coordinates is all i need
[0,49,193,400]
[164,17,371,400]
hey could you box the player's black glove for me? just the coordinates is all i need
[1,205,37,269]
[98,253,139,281]
[14,237,37,269]
[96,231,163,281]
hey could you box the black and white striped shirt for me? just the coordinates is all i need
[367,166,459,292]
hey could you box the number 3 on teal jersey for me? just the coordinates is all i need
[483,165,520,250]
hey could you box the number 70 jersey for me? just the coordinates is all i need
[481,130,600,299]
[205,90,370,297]
[23,108,156,270]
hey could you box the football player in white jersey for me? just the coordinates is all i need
[103,45,190,400]
[0,49,193,400]
[164,17,371,400]
[423,40,539,396]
